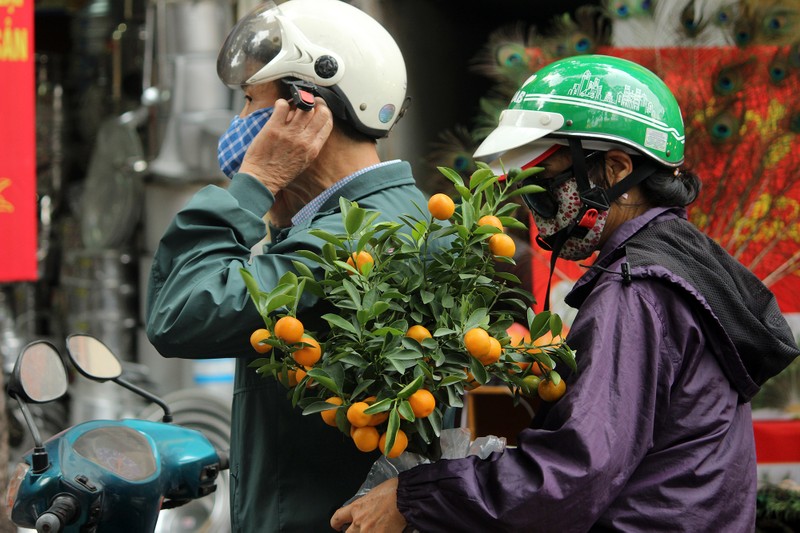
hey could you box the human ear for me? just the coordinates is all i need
[604,150,633,185]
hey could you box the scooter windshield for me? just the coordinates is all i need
[73,427,157,481]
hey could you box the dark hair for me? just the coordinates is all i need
[587,153,701,208]
[637,160,701,207]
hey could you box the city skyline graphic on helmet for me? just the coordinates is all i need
[476,55,686,168]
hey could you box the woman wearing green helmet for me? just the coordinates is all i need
[332,55,799,532]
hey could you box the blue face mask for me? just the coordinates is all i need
[217,106,274,178]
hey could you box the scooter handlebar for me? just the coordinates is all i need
[35,494,80,533]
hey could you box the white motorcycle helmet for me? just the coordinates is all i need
[217,0,409,138]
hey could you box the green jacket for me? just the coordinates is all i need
[146,162,428,532]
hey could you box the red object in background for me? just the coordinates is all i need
[753,420,800,464]
[0,1,37,282]
[528,46,800,314]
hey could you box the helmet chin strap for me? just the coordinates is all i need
[536,138,658,310]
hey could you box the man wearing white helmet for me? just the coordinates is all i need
[145,1,419,530]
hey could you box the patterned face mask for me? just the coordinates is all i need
[532,174,608,261]
[217,106,274,178]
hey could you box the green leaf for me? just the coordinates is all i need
[474,225,502,235]
[356,230,377,253]
[464,308,489,331]
[266,294,297,314]
[440,374,466,386]
[549,313,563,337]
[291,260,316,280]
[338,196,352,218]
[277,271,298,287]
[383,408,401,456]
[371,301,390,317]
[494,271,522,284]
[397,374,425,399]
[372,326,406,337]
[254,362,283,375]
[421,290,435,304]
[437,166,465,188]
[322,313,359,335]
[460,198,475,229]
[415,416,432,444]
[549,370,562,386]
[445,386,463,409]
[302,400,340,415]
[474,176,497,197]
[350,379,375,399]
[428,407,443,437]
[342,278,362,308]
[441,294,455,309]
[240,268,268,316]
[345,206,366,235]
[337,353,370,368]
[294,250,326,265]
[506,184,546,198]
[322,243,337,263]
[454,183,472,201]
[291,378,305,407]
[335,407,349,435]
[306,368,340,395]
[389,349,423,361]
[364,398,393,414]
[469,168,495,190]
[557,347,578,373]
[498,216,528,231]
[309,229,345,248]
[397,400,415,421]
[529,310,551,340]
[469,355,488,384]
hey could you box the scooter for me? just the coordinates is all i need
[5,334,229,532]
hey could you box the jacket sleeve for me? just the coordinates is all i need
[145,173,321,359]
[396,275,678,531]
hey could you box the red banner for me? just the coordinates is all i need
[0,0,37,281]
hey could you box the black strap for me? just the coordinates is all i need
[605,162,658,203]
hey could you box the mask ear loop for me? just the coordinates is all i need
[535,139,599,311]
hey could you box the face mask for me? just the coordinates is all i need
[531,174,608,261]
[217,106,274,178]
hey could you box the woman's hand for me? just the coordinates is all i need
[239,96,333,196]
[330,478,407,533]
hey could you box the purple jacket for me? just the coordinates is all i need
[397,208,764,532]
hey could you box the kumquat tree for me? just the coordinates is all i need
[240,163,577,459]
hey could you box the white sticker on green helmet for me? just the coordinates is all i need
[644,128,668,153]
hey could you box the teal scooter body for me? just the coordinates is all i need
[10,418,224,532]
[5,335,228,533]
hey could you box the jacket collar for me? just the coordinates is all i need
[569,206,686,299]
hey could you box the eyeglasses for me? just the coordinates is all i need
[520,151,602,219]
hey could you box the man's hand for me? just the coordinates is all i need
[330,478,407,533]
[239,96,333,195]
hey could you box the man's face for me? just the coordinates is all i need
[239,81,282,118]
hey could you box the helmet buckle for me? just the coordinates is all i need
[283,79,317,111]
[578,208,599,229]
[579,187,610,212]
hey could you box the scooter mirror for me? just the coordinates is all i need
[66,334,123,381]
[9,341,68,403]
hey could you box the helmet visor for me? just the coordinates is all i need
[217,2,283,87]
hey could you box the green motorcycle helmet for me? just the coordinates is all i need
[474,54,685,168]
